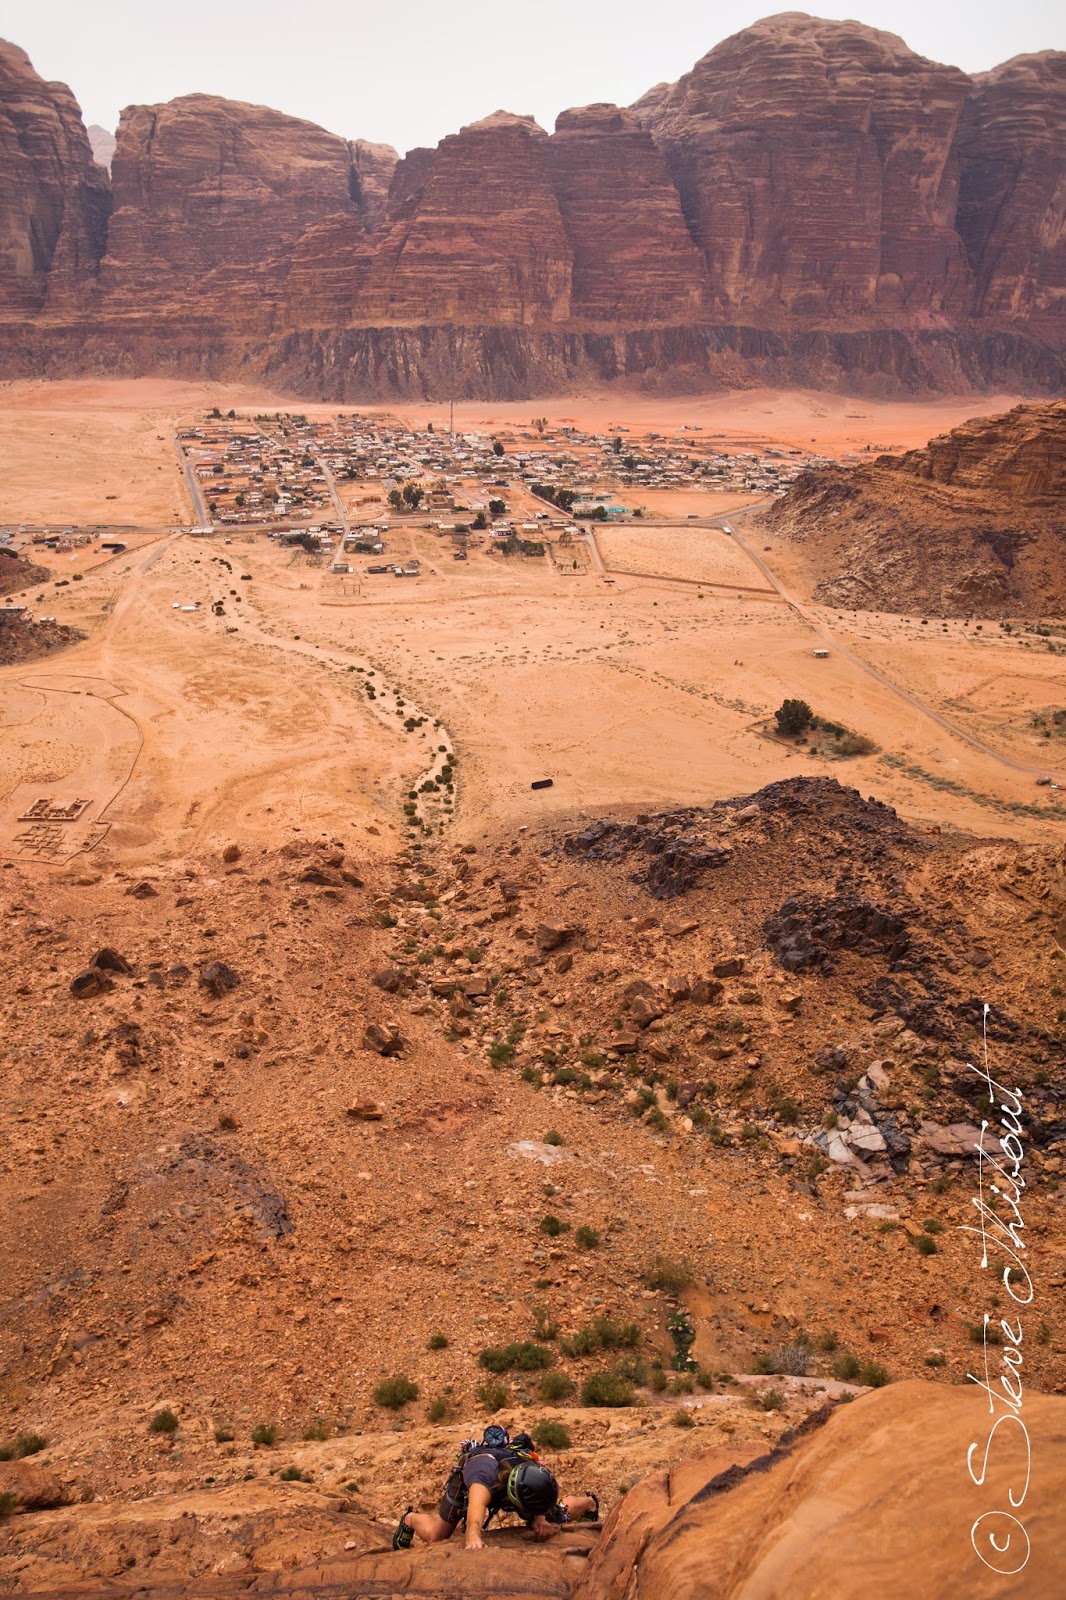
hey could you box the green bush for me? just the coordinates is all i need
[302,1421,330,1441]
[428,1332,449,1350]
[251,1423,278,1446]
[561,1316,640,1358]
[426,1397,451,1423]
[671,1408,696,1428]
[753,1342,811,1377]
[533,1418,572,1450]
[373,1376,419,1410]
[479,1342,554,1373]
[751,1387,785,1412]
[279,1466,311,1482]
[540,1214,569,1237]
[477,1380,510,1412]
[923,1218,945,1235]
[149,1409,179,1435]
[0,1492,17,1519]
[914,1234,938,1256]
[581,1371,635,1408]
[859,1361,891,1388]
[832,1353,861,1382]
[544,1130,564,1146]
[539,1370,575,1403]
[575,1225,600,1249]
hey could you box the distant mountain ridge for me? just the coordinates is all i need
[0,13,1063,397]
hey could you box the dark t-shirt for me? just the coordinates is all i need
[462,1451,507,1501]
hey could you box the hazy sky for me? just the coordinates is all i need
[4,1,1063,154]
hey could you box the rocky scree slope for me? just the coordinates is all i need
[0,15,1063,394]
[764,398,1066,615]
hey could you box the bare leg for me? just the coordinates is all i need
[406,1511,457,1545]
[562,1494,598,1520]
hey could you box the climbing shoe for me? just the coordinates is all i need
[392,1507,415,1551]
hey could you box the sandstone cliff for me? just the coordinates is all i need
[358,113,573,325]
[955,52,1066,325]
[0,16,1064,397]
[546,104,708,322]
[87,123,116,171]
[765,399,1066,615]
[635,12,973,320]
[0,41,110,315]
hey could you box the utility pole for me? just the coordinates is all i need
[449,396,454,438]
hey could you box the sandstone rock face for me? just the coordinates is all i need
[546,104,708,322]
[0,41,110,314]
[359,113,572,325]
[766,399,1066,615]
[576,1382,1066,1599]
[637,13,973,319]
[0,19,1064,396]
[955,52,1066,323]
[101,94,372,327]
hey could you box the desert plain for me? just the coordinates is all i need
[1,378,1064,1597]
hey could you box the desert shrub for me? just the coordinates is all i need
[752,1387,785,1412]
[649,1366,668,1393]
[914,1234,938,1256]
[149,1409,179,1435]
[832,1353,861,1382]
[374,1376,419,1410]
[251,1423,278,1446]
[670,1373,695,1396]
[754,1342,811,1377]
[581,1371,635,1408]
[488,1041,514,1066]
[923,1218,945,1235]
[302,1421,330,1441]
[544,1130,564,1146]
[279,1466,311,1482]
[643,1256,693,1295]
[479,1342,554,1373]
[214,1426,235,1444]
[671,1408,696,1428]
[533,1418,572,1450]
[532,1305,559,1341]
[540,1214,569,1237]
[859,1361,890,1388]
[575,1225,600,1249]
[539,1370,575,1403]
[561,1316,640,1358]
[428,1332,449,1350]
[477,1380,510,1411]
[818,1330,839,1353]
[0,1493,17,1518]
[11,1434,46,1458]
[426,1397,451,1423]
[831,730,878,757]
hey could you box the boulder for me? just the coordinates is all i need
[363,1022,403,1056]
[69,966,113,998]
[198,961,239,998]
[371,967,402,992]
[89,947,131,974]
[536,923,579,953]
[346,1099,384,1121]
[0,1459,69,1511]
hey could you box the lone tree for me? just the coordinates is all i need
[775,698,814,737]
[492,440,505,457]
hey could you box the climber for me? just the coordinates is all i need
[393,1424,599,1552]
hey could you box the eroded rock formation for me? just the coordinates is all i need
[765,399,1066,614]
[0,16,1063,395]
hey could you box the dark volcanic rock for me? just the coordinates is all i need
[764,895,911,973]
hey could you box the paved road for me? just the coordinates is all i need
[171,429,211,530]
[722,508,1063,785]
[317,454,352,536]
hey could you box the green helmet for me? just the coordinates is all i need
[506,1460,559,1516]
